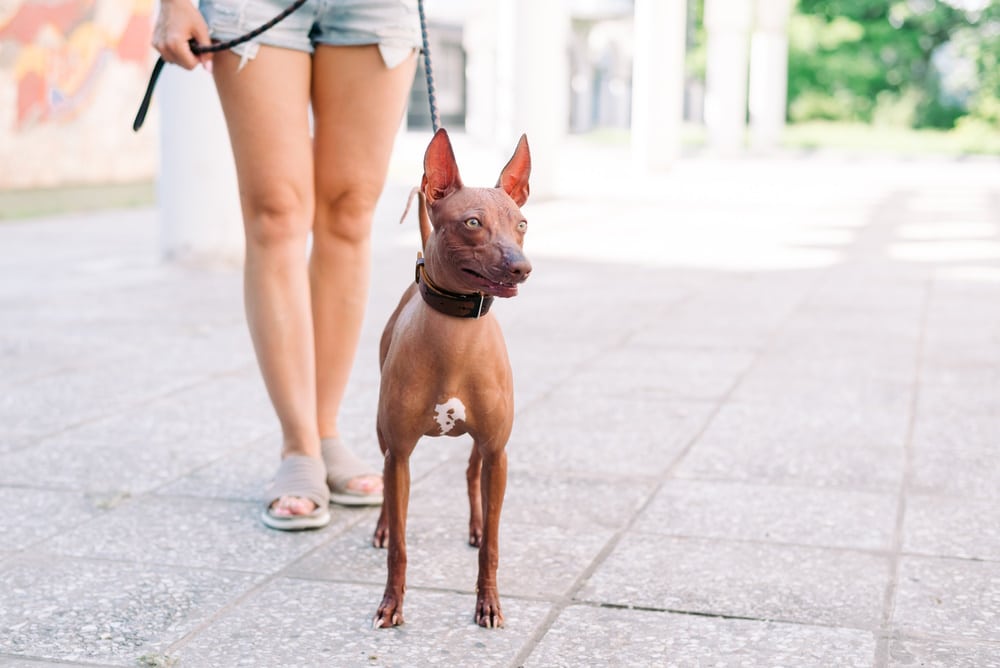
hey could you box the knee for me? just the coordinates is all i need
[243,184,312,249]
[314,186,380,246]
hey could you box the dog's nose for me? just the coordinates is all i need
[504,249,532,281]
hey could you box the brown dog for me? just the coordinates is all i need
[372,129,531,629]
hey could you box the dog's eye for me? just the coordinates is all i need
[517,220,528,232]
[465,218,481,229]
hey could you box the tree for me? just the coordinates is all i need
[788,0,995,128]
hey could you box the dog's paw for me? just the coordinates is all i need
[468,524,483,547]
[475,592,504,629]
[373,595,404,629]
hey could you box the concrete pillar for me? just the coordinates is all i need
[749,0,792,150]
[704,0,754,153]
[462,5,500,143]
[158,10,243,265]
[630,0,687,170]
[498,0,569,198]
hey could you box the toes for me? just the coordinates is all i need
[270,496,317,517]
[346,474,383,495]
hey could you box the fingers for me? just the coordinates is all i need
[152,1,213,71]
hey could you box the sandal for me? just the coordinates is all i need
[261,455,331,530]
[321,437,384,507]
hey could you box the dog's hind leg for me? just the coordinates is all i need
[466,445,483,547]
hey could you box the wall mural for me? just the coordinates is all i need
[0,0,152,130]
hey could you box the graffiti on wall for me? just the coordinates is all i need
[0,0,152,130]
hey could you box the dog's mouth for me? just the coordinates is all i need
[461,268,524,298]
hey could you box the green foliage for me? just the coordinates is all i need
[788,0,999,130]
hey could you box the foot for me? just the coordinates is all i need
[261,455,331,531]
[321,436,384,506]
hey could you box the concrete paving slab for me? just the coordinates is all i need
[683,399,911,452]
[578,534,889,628]
[677,436,905,492]
[566,347,757,402]
[0,556,260,665]
[903,495,1000,561]
[40,496,351,573]
[888,636,1000,668]
[171,578,551,668]
[507,397,717,478]
[635,479,897,551]
[910,446,1000,501]
[409,459,655,531]
[288,514,612,600]
[893,556,1000,642]
[525,604,877,668]
[0,488,104,552]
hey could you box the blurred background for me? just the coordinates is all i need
[0,0,998,223]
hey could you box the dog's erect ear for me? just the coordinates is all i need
[422,128,463,205]
[496,134,531,207]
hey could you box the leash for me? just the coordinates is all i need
[133,0,438,132]
[416,0,439,133]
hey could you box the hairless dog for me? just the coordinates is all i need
[372,129,531,629]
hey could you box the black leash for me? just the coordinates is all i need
[416,0,439,133]
[133,0,438,133]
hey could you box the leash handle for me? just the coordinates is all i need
[133,0,309,131]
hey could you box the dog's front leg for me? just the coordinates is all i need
[475,447,507,628]
[374,447,412,628]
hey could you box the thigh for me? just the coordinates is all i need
[310,44,417,222]
[212,47,315,224]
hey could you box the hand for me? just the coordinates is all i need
[152,0,213,71]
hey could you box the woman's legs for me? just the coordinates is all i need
[309,44,417,492]
[212,47,321,517]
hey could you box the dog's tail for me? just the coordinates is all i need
[399,187,432,251]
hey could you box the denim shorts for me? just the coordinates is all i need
[200,0,422,68]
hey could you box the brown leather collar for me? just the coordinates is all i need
[415,258,493,319]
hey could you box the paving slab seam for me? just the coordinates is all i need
[0,654,120,667]
[621,531,897,560]
[874,276,932,667]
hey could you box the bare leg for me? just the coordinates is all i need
[212,47,320,518]
[310,45,417,494]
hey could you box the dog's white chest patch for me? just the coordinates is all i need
[434,397,466,434]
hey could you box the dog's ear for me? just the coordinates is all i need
[496,134,530,207]
[422,128,463,205]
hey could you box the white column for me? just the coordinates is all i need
[749,0,792,151]
[630,0,687,171]
[501,0,569,198]
[158,50,243,264]
[704,0,754,153]
[462,6,499,143]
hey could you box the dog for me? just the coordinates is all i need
[372,128,531,629]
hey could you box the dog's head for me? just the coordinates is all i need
[420,129,532,298]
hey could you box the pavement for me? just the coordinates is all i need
[1,134,999,667]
